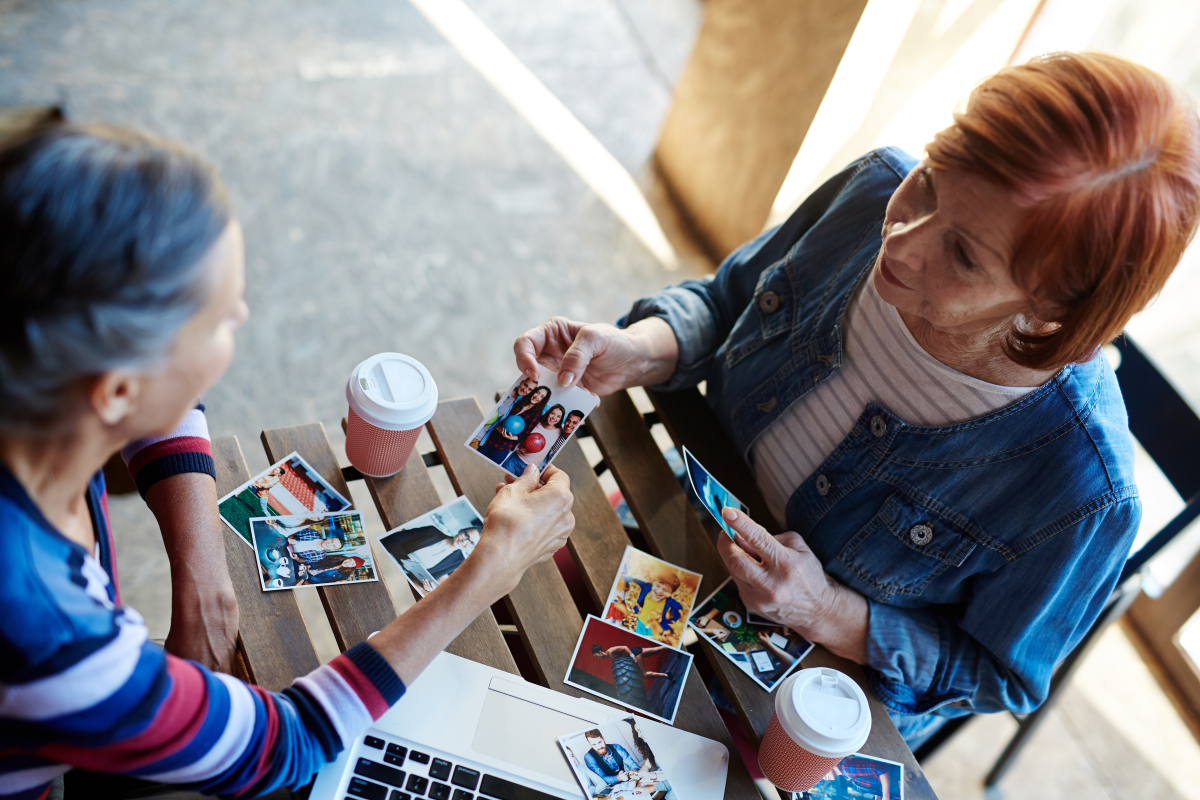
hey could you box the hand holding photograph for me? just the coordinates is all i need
[558,717,679,800]
[465,364,599,478]
[601,546,702,648]
[378,496,484,596]
[218,451,351,548]
[249,510,377,591]
[564,615,692,725]
[689,577,814,691]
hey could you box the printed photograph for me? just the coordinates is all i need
[558,717,678,800]
[465,363,600,478]
[563,615,692,725]
[378,496,483,596]
[248,511,377,591]
[218,451,351,548]
[601,546,702,648]
[683,446,746,541]
[689,577,814,691]
[802,754,904,800]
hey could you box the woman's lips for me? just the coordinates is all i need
[880,253,909,290]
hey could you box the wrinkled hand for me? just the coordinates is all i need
[715,508,837,638]
[513,316,678,394]
[476,464,574,595]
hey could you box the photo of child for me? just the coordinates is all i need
[378,496,483,596]
[218,452,350,548]
[465,364,599,478]
[563,615,692,725]
[601,546,701,648]
[248,511,377,591]
[682,447,746,541]
[558,717,678,800]
[689,577,814,691]
[803,754,904,800]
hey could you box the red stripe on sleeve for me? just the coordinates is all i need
[247,685,282,787]
[39,656,210,772]
[126,437,213,476]
[328,655,389,719]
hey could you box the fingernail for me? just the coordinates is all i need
[722,507,737,521]
[559,371,575,387]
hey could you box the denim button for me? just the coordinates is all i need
[870,415,887,437]
[815,474,831,496]
[909,523,934,546]
[758,291,782,314]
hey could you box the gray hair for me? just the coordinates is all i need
[0,122,232,431]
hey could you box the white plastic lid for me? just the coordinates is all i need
[774,668,872,759]
[345,353,438,430]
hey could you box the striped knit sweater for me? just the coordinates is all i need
[0,409,405,799]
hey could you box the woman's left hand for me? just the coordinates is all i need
[716,508,870,663]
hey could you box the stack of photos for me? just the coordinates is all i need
[804,754,904,800]
[683,447,747,541]
[218,452,351,548]
[465,364,600,478]
[689,577,814,691]
[558,717,678,800]
[564,615,692,724]
[248,510,378,591]
[601,546,702,648]
[378,496,483,596]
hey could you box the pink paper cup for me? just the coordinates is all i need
[757,668,872,793]
[345,353,438,478]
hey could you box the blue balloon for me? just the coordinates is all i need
[502,416,526,435]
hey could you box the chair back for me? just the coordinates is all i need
[1109,335,1200,583]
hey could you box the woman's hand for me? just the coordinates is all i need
[513,316,679,394]
[473,464,575,597]
[717,508,870,664]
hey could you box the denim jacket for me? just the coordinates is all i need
[619,148,1140,735]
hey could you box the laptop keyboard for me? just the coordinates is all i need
[344,733,563,800]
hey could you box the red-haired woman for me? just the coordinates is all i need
[516,52,1200,744]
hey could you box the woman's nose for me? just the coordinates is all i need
[886,218,930,271]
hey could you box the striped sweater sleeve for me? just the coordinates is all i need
[120,405,215,498]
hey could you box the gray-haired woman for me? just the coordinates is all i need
[0,122,575,798]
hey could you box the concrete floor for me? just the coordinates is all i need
[3,0,1198,797]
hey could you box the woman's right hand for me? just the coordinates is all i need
[474,464,574,596]
[513,316,679,395]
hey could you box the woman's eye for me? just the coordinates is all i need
[954,240,976,270]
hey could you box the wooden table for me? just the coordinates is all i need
[212,391,938,800]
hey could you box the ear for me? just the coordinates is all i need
[88,370,143,426]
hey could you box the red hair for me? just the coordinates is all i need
[926,51,1200,370]
[344,556,365,569]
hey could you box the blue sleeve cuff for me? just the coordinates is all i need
[344,641,406,706]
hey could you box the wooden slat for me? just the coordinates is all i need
[212,436,321,691]
[261,424,398,650]
[349,421,519,675]
[588,392,939,800]
[428,398,761,799]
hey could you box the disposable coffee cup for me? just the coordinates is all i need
[345,353,438,478]
[757,667,872,792]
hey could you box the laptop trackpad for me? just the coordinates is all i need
[473,678,598,786]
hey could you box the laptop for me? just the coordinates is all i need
[309,651,729,800]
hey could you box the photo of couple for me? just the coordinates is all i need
[466,364,599,478]
[602,547,701,648]
[248,511,377,591]
[378,497,483,596]
[689,577,814,691]
[218,451,351,547]
[558,717,678,800]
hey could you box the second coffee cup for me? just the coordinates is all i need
[345,353,438,477]
[757,667,872,793]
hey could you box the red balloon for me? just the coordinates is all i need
[523,432,546,453]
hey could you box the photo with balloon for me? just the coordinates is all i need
[465,364,600,478]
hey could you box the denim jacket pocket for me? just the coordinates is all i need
[838,492,978,602]
[726,264,793,368]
